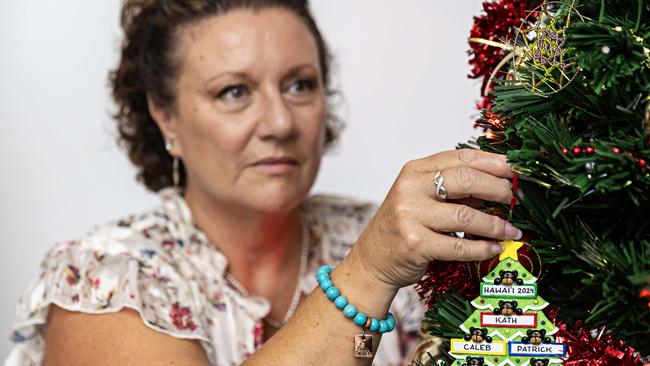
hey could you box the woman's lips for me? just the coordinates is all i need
[249,156,299,174]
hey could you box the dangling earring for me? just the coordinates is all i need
[165,140,181,189]
[172,157,180,188]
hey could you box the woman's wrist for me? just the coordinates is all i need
[330,245,399,320]
[317,265,396,333]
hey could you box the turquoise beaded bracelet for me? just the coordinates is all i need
[316,265,395,333]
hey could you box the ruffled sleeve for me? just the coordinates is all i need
[7,217,210,366]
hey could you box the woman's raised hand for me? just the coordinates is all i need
[351,149,522,291]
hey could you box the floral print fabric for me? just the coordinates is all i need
[5,189,423,366]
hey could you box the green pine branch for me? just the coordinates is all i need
[422,291,473,339]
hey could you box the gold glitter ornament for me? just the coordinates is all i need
[513,1,583,96]
[410,324,453,366]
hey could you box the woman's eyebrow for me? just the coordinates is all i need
[205,65,318,86]
[285,64,318,76]
[205,71,255,86]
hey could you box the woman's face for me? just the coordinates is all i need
[153,7,327,214]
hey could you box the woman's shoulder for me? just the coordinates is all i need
[33,205,187,283]
[46,193,202,265]
[51,211,158,253]
[10,204,211,361]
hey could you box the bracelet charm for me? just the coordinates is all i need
[315,265,396,359]
[354,333,374,358]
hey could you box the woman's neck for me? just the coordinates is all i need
[183,185,303,297]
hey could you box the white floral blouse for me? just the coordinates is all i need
[5,188,424,366]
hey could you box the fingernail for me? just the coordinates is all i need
[505,222,523,240]
[492,243,504,254]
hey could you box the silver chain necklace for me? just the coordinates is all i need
[224,221,309,330]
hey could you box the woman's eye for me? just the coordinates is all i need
[285,79,315,94]
[217,85,249,102]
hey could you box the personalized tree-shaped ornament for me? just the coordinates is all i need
[448,241,567,366]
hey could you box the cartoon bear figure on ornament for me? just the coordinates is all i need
[494,270,524,286]
[464,327,492,343]
[494,300,523,316]
[462,356,484,366]
[521,329,552,345]
[529,358,550,366]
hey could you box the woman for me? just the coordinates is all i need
[5,1,521,365]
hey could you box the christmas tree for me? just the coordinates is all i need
[414,0,650,364]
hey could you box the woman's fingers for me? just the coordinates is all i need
[354,150,521,289]
[423,202,522,241]
[415,149,514,179]
[427,232,504,261]
[437,167,513,204]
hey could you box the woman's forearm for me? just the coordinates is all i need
[244,247,399,365]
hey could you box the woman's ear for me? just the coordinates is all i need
[147,96,183,157]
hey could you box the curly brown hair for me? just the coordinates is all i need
[109,0,342,192]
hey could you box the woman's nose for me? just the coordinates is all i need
[256,90,297,142]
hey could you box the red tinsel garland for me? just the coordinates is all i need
[416,261,479,307]
[468,0,540,110]
[555,321,646,366]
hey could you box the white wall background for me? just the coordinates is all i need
[0,0,483,357]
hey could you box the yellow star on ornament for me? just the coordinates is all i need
[499,240,524,261]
